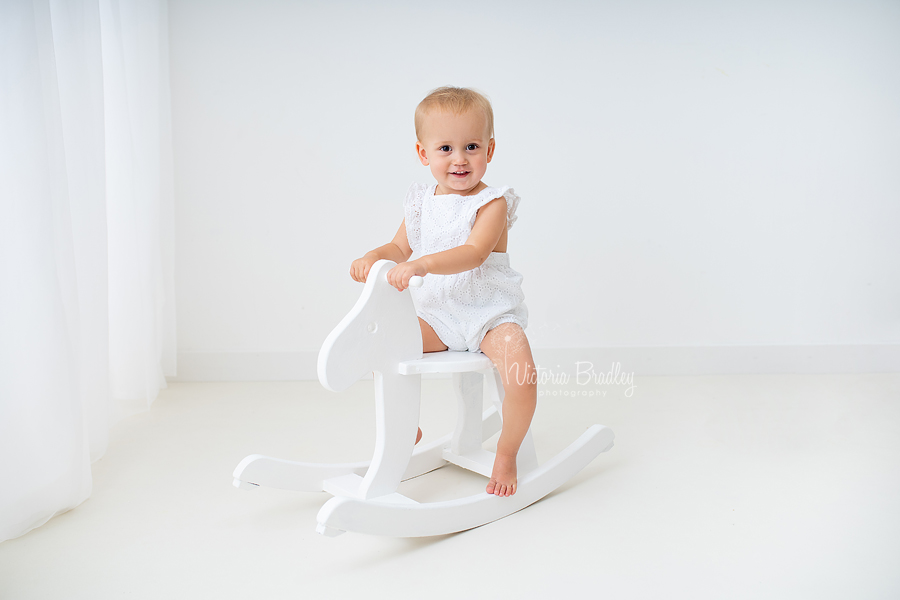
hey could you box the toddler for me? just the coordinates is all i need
[350,86,537,497]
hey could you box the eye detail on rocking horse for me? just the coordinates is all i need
[232,259,615,537]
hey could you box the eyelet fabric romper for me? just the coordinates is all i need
[404,182,529,353]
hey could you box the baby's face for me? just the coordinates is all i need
[416,108,494,196]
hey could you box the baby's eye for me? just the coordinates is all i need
[439,145,451,152]
[466,144,479,151]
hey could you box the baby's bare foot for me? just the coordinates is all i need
[416,427,422,445]
[486,452,517,496]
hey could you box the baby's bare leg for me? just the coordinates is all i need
[419,317,448,353]
[480,323,537,497]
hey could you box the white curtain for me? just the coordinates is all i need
[0,0,176,543]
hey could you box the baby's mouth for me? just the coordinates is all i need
[450,171,470,177]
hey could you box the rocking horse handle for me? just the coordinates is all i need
[382,271,423,288]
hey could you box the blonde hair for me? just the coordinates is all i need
[414,86,494,141]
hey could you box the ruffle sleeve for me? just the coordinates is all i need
[465,186,521,231]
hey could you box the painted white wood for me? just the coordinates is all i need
[450,371,486,456]
[231,406,502,491]
[233,478,259,491]
[317,260,422,392]
[398,351,493,375]
[358,370,420,499]
[234,258,616,537]
[323,473,419,505]
[322,473,366,498]
[232,454,368,492]
[441,447,497,478]
[316,425,615,537]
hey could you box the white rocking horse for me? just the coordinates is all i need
[232,259,615,537]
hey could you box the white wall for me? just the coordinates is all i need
[167,0,900,379]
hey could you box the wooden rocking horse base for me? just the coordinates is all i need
[232,260,615,537]
[315,424,614,537]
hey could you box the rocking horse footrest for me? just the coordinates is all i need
[323,473,419,504]
[441,448,497,478]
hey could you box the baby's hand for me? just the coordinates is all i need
[387,261,427,292]
[349,255,378,283]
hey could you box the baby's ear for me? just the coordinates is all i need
[415,140,430,166]
[486,138,496,162]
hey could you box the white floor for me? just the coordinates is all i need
[1,374,898,599]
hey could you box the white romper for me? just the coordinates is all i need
[404,182,529,353]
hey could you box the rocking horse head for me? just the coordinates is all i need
[317,260,423,392]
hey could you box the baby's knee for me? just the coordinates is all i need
[482,322,528,355]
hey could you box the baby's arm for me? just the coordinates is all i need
[387,196,507,291]
[349,220,413,283]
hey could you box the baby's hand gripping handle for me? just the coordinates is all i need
[375,260,423,288]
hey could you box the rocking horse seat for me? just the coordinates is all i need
[398,350,494,375]
[233,259,615,537]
